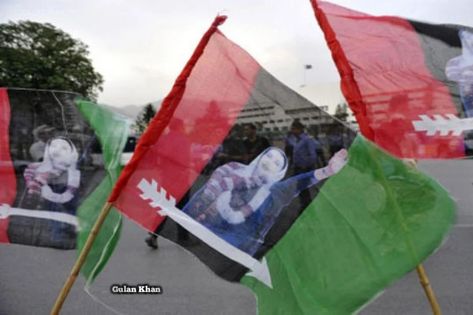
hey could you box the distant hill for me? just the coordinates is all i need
[106,100,161,120]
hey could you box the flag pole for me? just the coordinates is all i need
[415,264,442,315]
[50,202,113,315]
[50,15,228,315]
[403,158,442,315]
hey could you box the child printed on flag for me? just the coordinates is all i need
[446,29,473,118]
[24,136,80,203]
[2,136,81,249]
[446,29,473,155]
[183,146,348,256]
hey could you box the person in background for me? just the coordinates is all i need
[285,120,318,208]
[242,123,270,163]
[30,125,56,162]
[145,118,191,249]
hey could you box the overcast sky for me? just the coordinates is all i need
[1,0,471,107]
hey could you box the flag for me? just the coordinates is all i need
[108,16,455,313]
[0,88,129,283]
[242,135,454,314]
[311,0,473,159]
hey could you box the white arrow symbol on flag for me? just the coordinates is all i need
[0,203,78,226]
[137,178,273,288]
[412,114,473,136]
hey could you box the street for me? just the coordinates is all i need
[0,160,472,314]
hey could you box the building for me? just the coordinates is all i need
[230,82,357,137]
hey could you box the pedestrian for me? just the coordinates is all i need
[285,120,318,207]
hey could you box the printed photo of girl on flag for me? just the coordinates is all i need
[183,147,347,256]
[4,135,81,249]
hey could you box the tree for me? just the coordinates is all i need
[135,103,156,135]
[334,102,349,122]
[0,21,103,99]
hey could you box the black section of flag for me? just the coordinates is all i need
[157,68,356,282]
[410,21,473,116]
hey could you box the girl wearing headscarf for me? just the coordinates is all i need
[183,147,347,255]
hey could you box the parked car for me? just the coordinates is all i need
[90,136,137,166]
[121,136,137,165]
[465,132,473,156]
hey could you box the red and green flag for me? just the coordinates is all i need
[311,0,473,159]
[109,16,455,314]
[0,88,129,283]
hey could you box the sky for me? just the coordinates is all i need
[0,0,471,107]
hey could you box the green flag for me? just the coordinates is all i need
[75,98,130,284]
[242,135,455,314]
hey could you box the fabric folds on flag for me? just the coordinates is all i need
[108,16,455,313]
[0,88,129,283]
[109,16,355,284]
[242,134,455,314]
[311,0,473,158]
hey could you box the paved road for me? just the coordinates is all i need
[0,160,471,314]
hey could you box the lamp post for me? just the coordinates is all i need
[301,64,312,88]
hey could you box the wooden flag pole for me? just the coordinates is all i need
[50,202,113,315]
[416,264,442,315]
[403,159,442,315]
[50,15,228,315]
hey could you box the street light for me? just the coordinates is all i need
[301,64,313,88]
